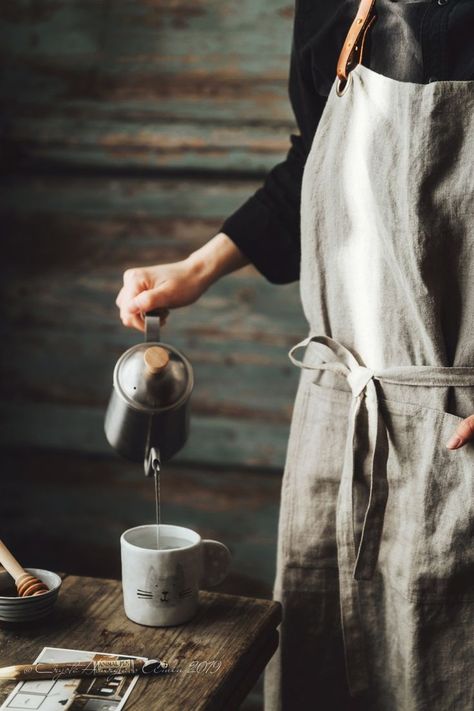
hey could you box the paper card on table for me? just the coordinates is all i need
[0,648,146,711]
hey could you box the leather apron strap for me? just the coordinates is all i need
[336,0,377,93]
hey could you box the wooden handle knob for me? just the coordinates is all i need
[144,346,170,375]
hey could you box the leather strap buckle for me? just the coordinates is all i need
[336,0,377,90]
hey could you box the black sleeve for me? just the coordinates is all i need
[219,22,328,285]
[220,0,474,284]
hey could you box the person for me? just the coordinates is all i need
[116,1,474,708]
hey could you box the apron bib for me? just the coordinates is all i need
[264,2,474,709]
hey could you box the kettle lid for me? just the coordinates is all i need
[113,342,193,412]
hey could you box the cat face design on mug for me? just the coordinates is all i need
[137,563,193,607]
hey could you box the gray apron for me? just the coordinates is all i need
[263,22,474,711]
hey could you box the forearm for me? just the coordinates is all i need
[186,232,250,289]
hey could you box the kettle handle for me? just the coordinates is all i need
[144,310,168,343]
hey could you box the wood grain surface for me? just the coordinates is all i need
[0,174,306,468]
[1,5,299,709]
[0,0,305,468]
[0,0,296,173]
[0,574,282,711]
[0,447,281,597]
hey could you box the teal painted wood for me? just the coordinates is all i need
[0,402,296,468]
[4,118,295,173]
[2,174,279,219]
[0,447,281,594]
[1,324,300,418]
[0,0,296,172]
[0,12,302,677]
[1,175,307,468]
[0,3,307,470]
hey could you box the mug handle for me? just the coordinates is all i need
[201,540,231,587]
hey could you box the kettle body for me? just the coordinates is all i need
[104,313,193,474]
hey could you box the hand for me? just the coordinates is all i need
[115,232,249,331]
[116,258,208,331]
[445,416,474,449]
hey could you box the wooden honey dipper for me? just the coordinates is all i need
[0,539,49,596]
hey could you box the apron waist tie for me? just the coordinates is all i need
[289,333,474,696]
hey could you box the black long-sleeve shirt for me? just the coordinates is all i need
[220,0,474,284]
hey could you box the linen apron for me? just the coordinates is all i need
[263,3,474,709]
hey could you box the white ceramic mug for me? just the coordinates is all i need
[120,524,231,626]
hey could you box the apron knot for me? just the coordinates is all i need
[288,333,387,695]
[347,366,374,398]
[288,335,387,577]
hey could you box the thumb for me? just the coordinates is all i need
[446,414,474,449]
[132,287,169,314]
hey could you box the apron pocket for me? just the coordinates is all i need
[379,399,474,602]
[281,371,352,569]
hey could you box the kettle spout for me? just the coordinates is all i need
[145,446,161,477]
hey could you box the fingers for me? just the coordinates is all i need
[122,312,145,332]
[446,414,474,449]
[115,285,126,310]
[134,287,170,314]
[116,268,152,330]
[115,267,172,332]
[120,269,148,310]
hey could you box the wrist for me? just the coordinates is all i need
[186,232,249,289]
[185,249,215,291]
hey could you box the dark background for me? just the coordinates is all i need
[0,2,305,706]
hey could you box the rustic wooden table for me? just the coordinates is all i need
[0,574,282,711]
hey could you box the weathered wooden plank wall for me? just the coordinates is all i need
[0,0,296,172]
[1,449,281,596]
[1,174,305,467]
[0,0,305,638]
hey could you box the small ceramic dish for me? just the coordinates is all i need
[0,568,62,622]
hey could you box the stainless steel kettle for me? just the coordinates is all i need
[104,311,194,476]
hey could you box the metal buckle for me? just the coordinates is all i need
[336,70,353,97]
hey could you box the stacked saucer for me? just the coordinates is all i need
[0,568,62,622]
